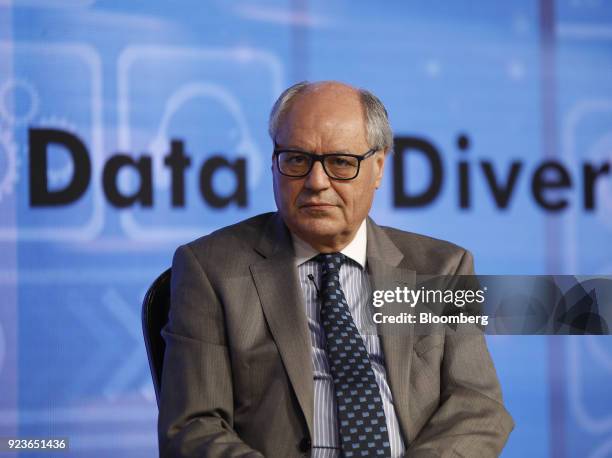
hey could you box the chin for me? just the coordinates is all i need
[292,216,345,240]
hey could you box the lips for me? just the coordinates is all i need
[299,202,335,208]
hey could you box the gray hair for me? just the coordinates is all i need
[268,81,393,153]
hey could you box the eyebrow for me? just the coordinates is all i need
[274,144,354,155]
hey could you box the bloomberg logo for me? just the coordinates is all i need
[28,128,610,211]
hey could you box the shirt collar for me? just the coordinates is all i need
[291,219,367,269]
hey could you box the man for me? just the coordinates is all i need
[158,81,514,457]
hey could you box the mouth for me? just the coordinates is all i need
[299,202,336,209]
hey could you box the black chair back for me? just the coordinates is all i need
[142,268,171,406]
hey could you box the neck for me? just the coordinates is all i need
[292,225,362,254]
[300,236,353,253]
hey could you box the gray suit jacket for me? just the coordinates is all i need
[158,212,514,457]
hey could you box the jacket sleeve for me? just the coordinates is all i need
[157,244,264,458]
[405,250,514,458]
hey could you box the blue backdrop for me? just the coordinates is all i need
[1,1,611,456]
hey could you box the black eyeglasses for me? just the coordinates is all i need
[273,147,378,180]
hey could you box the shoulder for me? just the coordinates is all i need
[187,212,272,250]
[379,224,466,258]
[376,224,474,274]
[174,212,274,270]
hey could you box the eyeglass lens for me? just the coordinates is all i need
[278,152,359,179]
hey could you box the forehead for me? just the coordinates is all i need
[276,87,369,151]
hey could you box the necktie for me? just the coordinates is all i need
[315,253,391,457]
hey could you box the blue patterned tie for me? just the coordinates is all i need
[315,253,391,457]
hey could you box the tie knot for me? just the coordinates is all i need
[315,252,346,274]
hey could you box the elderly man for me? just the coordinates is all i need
[158,81,514,457]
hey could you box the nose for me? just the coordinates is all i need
[304,160,331,191]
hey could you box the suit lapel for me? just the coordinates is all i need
[366,218,417,444]
[249,214,314,436]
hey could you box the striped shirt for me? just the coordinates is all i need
[293,222,405,458]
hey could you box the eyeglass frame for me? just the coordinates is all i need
[272,146,379,181]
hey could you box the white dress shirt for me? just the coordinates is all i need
[292,220,405,457]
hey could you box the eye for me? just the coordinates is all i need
[329,156,355,167]
[284,153,308,164]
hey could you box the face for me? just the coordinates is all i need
[272,83,386,251]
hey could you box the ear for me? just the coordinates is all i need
[373,151,386,189]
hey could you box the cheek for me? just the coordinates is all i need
[335,185,362,215]
[346,181,377,215]
[275,177,301,207]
